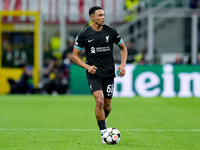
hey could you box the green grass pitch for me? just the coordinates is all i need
[0,95,200,150]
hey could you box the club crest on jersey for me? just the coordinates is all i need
[106,36,109,43]
[91,47,95,54]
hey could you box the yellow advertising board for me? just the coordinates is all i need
[0,11,40,94]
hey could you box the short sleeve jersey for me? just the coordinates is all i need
[74,25,122,79]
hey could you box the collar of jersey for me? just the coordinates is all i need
[89,25,105,33]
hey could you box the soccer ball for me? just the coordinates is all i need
[102,127,121,144]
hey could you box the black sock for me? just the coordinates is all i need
[97,119,106,130]
[104,110,110,118]
[98,119,106,136]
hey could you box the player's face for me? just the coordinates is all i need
[92,9,105,26]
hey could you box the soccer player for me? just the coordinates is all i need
[72,6,127,143]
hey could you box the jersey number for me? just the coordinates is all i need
[106,84,114,94]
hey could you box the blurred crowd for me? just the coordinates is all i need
[3,31,75,95]
[37,32,76,95]
[190,0,200,8]
[4,30,200,95]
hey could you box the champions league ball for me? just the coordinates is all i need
[102,127,121,144]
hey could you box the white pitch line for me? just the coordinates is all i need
[0,129,97,131]
[0,128,200,132]
[122,129,200,132]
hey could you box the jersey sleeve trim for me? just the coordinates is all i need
[74,45,83,50]
[117,39,122,45]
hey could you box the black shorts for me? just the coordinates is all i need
[87,77,114,99]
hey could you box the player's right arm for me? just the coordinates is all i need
[72,47,97,74]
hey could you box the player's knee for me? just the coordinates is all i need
[95,97,104,108]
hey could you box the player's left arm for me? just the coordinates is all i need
[117,40,128,77]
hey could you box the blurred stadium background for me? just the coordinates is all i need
[0,0,200,97]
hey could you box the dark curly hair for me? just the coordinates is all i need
[89,6,102,16]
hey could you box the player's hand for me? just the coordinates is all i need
[87,65,97,74]
[117,65,126,77]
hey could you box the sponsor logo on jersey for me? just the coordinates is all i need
[96,46,110,52]
[90,46,111,54]
[91,47,95,54]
